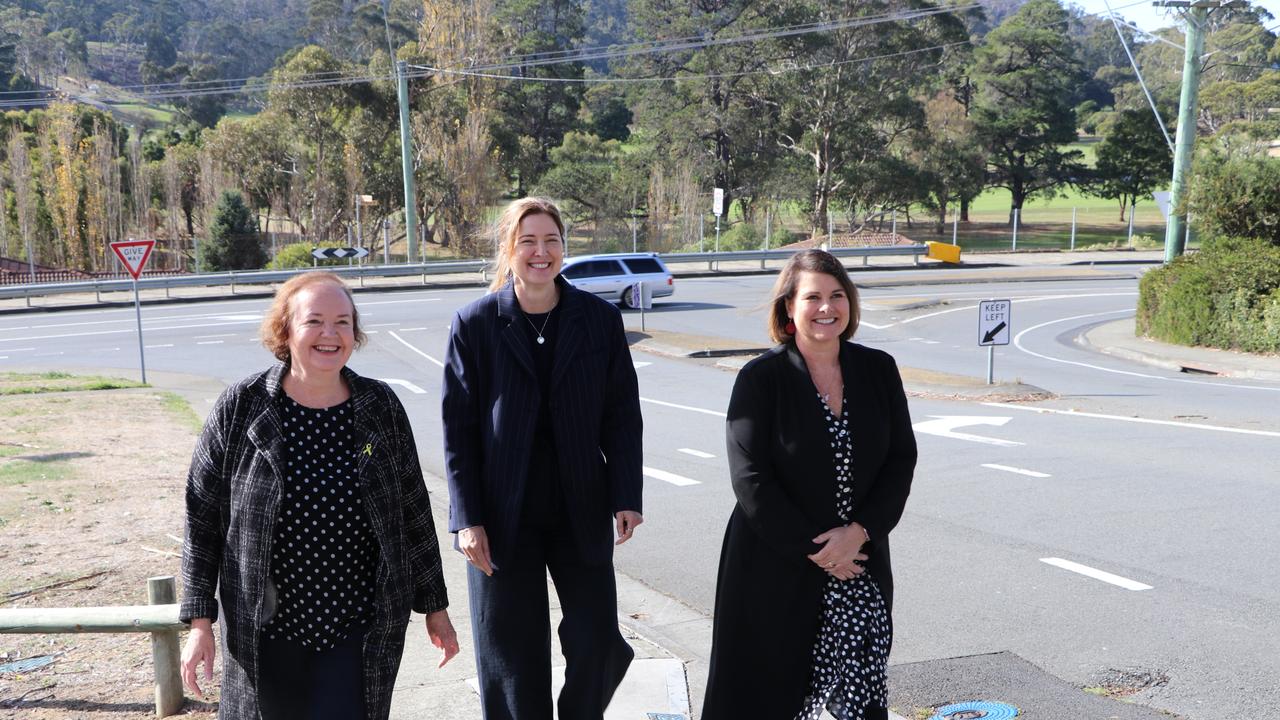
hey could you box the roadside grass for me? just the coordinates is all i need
[0,457,75,487]
[0,371,146,395]
[158,390,205,433]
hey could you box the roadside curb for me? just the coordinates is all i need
[1079,318,1280,382]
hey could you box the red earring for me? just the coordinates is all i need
[785,320,796,335]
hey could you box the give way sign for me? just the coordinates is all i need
[110,239,156,279]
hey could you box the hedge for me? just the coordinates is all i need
[1137,235,1280,353]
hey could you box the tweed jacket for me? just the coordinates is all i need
[441,277,643,569]
[180,362,449,720]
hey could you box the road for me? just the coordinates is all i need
[4,267,1278,718]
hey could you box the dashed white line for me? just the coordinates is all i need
[1,348,35,353]
[194,333,236,339]
[1040,557,1153,591]
[643,466,700,487]
[981,463,1050,478]
[983,402,1280,439]
[34,352,63,357]
[196,340,224,345]
[387,331,444,368]
[145,344,175,349]
[678,448,716,459]
[382,378,427,394]
[399,327,428,332]
[640,397,726,418]
[367,323,400,327]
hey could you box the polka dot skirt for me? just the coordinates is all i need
[795,392,892,720]
[265,396,378,651]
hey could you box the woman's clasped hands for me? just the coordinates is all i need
[807,523,870,581]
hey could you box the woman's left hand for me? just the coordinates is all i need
[614,510,643,545]
[807,523,870,573]
[424,609,459,669]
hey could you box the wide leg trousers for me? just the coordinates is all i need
[467,520,634,720]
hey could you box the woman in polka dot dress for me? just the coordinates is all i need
[179,273,459,720]
[702,250,917,720]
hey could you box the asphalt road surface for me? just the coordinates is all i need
[4,267,1277,718]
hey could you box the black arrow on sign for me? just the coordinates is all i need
[983,322,1007,344]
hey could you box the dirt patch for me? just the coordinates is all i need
[0,386,216,719]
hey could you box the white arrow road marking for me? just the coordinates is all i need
[388,331,445,368]
[633,361,651,369]
[382,378,427,394]
[643,466,700,486]
[859,321,892,330]
[1040,557,1153,591]
[984,402,1280,438]
[981,463,1050,478]
[678,448,716,459]
[911,416,1023,447]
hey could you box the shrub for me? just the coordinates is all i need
[199,190,265,271]
[1187,154,1280,247]
[1137,235,1280,352]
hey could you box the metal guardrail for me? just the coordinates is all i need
[0,246,927,305]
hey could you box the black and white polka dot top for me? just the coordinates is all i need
[265,396,378,651]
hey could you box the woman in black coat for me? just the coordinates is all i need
[702,250,917,720]
[179,272,458,719]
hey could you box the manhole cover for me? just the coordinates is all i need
[929,700,1020,720]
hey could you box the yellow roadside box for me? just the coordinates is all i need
[926,241,961,264]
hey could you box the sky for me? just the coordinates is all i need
[1072,0,1280,33]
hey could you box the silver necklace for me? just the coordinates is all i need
[525,310,552,345]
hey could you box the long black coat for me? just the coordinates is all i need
[441,277,643,568]
[180,363,449,720]
[702,341,917,720]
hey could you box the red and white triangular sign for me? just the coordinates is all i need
[110,240,156,280]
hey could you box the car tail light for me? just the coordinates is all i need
[667,277,673,285]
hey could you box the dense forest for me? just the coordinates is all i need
[0,0,1276,272]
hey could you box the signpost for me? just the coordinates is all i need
[110,239,156,384]
[712,188,724,268]
[977,299,1011,385]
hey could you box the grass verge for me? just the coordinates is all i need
[0,371,146,395]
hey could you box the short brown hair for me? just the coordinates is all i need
[487,197,566,292]
[260,272,367,362]
[766,249,860,344]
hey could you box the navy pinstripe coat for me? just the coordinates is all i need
[441,277,643,568]
[180,363,449,720]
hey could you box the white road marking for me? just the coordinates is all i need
[633,361,652,369]
[981,463,1050,478]
[983,402,1280,439]
[640,397,726,418]
[1012,310,1280,394]
[145,344,175,349]
[399,327,427,331]
[1040,557,1153,591]
[194,333,236,339]
[678,448,716,459]
[0,318,263,343]
[908,337,940,344]
[382,378,427,394]
[359,297,442,306]
[859,321,892,330]
[367,323,400,327]
[911,416,1023,447]
[387,330,445,368]
[0,356,7,360]
[365,330,380,335]
[1,348,35,353]
[196,340,224,345]
[34,352,63,357]
[643,466,701,486]
[889,292,1140,328]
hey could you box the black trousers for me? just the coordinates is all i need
[468,517,634,720]
[258,629,365,720]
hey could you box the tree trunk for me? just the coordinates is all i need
[960,196,970,222]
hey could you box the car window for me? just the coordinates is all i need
[622,258,664,274]
[564,260,626,278]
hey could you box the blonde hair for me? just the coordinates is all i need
[261,271,367,361]
[488,197,566,292]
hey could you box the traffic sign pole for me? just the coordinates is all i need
[977,299,1012,385]
[133,275,146,384]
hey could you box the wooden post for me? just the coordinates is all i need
[148,576,183,718]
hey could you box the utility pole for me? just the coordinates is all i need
[395,60,418,263]
[1156,1,1243,262]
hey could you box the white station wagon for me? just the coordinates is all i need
[560,253,675,308]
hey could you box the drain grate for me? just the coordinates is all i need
[928,700,1020,720]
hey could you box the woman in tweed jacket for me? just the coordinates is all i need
[179,272,458,719]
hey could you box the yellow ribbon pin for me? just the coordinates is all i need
[362,443,373,456]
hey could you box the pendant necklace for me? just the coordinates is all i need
[526,310,553,345]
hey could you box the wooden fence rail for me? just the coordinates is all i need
[0,576,186,718]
